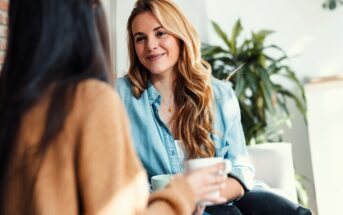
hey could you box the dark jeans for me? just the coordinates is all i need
[205,190,312,215]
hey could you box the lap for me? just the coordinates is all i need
[233,189,312,215]
[205,204,242,215]
[204,190,312,215]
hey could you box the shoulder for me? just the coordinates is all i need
[77,78,113,93]
[115,76,132,94]
[211,78,237,102]
[72,79,129,139]
[211,78,240,120]
[76,79,118,102]
[115,76,142,104]
[116,75,130,86]
[73,79,122,114]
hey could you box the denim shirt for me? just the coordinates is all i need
[116,76,255,190]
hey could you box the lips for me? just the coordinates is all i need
[146,53,165,61]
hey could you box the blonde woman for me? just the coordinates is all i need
[117,0,312,214]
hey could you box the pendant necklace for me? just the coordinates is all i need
[161,97,175,113]
[167,106,174,113]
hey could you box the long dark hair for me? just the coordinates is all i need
[0,0,111,210]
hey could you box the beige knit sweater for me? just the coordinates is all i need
[4,79,196,215]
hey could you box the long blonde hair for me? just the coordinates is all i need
[127,0,215,158]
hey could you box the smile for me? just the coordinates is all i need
[146,53,165,61]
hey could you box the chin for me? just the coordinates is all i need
[147,67,169,75]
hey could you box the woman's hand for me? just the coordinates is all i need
[192,204,206,215]
[181,163,228,205]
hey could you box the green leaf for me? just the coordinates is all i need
[245,70,258,93]
[211,21,231,49]
[254,30,274,44]
[229,19,243,55]
[216,56,236,66]
[240,100,265,145]
[234,68,247,96]
[264,44,288,58]
[259,68,276,114]
[201,44,229,57]
[276,94,291,118]
[238,40,251,57]
[278,89,307,121]
[258,54,267,67]
[323,0,343,10]
[281,66,307,101]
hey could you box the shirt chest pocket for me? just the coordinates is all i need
[215,145,229,157]
[212,134,230,157]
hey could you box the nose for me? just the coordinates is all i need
[146,37,158,51]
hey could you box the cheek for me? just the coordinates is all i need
[164,38,180,58]
[134,44,145,60]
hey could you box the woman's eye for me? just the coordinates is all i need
[135,37,145,43]
[156,31,166,37]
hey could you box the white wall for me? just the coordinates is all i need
[102,0,116,72]
[305,80,343,215]
[115,0,135,76]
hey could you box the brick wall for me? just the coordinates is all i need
[0,0,8,70]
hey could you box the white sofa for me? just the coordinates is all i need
[248,142,298,203]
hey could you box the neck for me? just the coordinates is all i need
[150,70,175,100]
[151,70,176,121]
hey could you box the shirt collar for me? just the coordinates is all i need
[147,80,161,105]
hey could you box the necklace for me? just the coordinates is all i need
[167,106,174,113]
[161,97,175,113]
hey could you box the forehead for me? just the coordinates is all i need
[131,11,162,34]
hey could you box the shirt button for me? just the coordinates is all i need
[171,151,175,156]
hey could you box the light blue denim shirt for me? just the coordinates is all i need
[116,76,255,190]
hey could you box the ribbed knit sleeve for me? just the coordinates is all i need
[145,176,197,215]
[75,80,149,214]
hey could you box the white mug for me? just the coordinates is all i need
[184,157,232,206]
[151,174,173,191]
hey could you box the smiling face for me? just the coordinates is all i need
[131,11,180,79]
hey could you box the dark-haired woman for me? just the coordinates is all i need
[0,0,228,214]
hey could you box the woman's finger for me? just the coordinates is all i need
[201,195,228,205]
[197,183,225,197]
[203,162,226,174]
[197,172,226,190]
[192,204,206,215]
[197,195,228,207]
[208,173,227,184]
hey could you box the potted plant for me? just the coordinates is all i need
[202,19,308,206]
[202,19,306,145]
[323,0,343,10]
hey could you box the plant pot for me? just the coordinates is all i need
[248,142,298,203]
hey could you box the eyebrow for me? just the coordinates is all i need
[133,26,164,38]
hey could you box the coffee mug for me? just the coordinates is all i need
[184,157,232,174]
[184,157,232,206]
[151,174,173,191]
